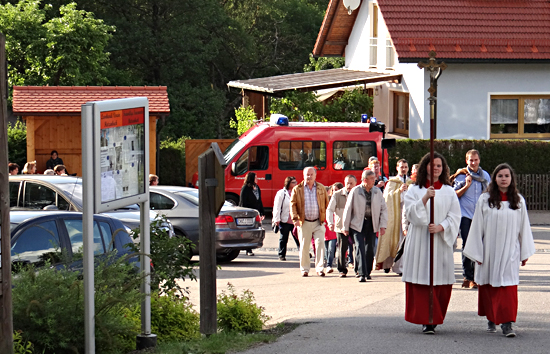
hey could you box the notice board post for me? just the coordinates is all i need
[199,143,227,335]
[82,97,154,353]
[0,33,14,354]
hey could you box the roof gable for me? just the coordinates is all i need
[313,0,362,57]
[12,86,170,115]
[377,0,550,61]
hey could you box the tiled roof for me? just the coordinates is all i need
[228,68,401,94]
[12,86,170,115]
[377,0,550,61]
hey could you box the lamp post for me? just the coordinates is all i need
[417,50,446,324]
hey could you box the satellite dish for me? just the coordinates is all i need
[343,0,361,15]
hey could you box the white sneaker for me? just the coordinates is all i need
[327,267,333,273]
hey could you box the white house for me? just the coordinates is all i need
[313,0,550,139]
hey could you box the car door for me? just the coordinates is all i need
[22,181,73,211]
[233,146,273,209]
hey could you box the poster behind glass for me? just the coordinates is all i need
[99,107,145,203]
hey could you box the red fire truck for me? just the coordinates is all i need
[220,115,396,209]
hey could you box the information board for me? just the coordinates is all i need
[89,97,149,213]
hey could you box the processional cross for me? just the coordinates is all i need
[417,50,447,324]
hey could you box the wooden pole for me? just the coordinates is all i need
[418,51,446,326]
[0,33,14,354]
[199,150,217,335]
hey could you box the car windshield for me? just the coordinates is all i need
[176,189,232,207]
[55,182,84,208]
[223,139,245,164]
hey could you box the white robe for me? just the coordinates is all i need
[463,193,535,287]
[402,184,461,286]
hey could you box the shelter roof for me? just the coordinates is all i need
[227,68,401,94]
[12,86,170,115]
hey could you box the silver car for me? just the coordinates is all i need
[8,175,174,237]
[150,186,265,262]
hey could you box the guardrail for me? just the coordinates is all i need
[518,174,550,211]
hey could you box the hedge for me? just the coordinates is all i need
[388,139,550,175]
[158,137,187,186]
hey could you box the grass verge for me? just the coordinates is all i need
[130,322,299,354]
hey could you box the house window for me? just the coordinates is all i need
[490,95,550,138]
[333,141,376,170]
[369,4,378,67]
[393,92,409,135]
[278,141,326,170]
[386,39,395,69]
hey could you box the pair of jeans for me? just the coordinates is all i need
[460,217,475,281]
[336,232,349,274]
[351,218,376,277]
[347,237,354,265]
[278,222,297,258]
[324,239,337,267]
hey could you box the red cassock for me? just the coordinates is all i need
[478,285,518,325]
[405,283,452,325]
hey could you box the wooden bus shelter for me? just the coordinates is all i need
[12,86,170,176]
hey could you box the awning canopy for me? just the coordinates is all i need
[227,68,402,95]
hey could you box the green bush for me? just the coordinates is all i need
[125,291,200,342]
[13,330,34,354]
[12,254,142,354]
[388,139,550,175]
[128,215,196,296]
[217,283,271,334]
[8,120,27,167]
[158,136,188,186]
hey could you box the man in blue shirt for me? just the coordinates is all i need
[452,149,491,289]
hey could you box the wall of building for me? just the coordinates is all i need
[431,63,550,139]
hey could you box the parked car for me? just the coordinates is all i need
[9,211,136,269]
[8,175,174,237]
[150,186,265,262]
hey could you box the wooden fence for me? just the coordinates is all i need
[517,174,550,211]
[185,139,234,186]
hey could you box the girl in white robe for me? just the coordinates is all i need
[463,163,535,337]
[402,152,461,334]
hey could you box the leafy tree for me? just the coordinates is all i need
[268,88,373,123]
[7,121,27,167]
[0,0,114,92]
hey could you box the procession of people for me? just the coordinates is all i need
[270,151,535,338]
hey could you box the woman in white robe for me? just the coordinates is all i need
[463,163,535,337]
[402,152,461,334]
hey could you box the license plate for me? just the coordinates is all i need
[236,218,254,226]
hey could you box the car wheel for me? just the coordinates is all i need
[216,249,240,263]
[225,194,239,206]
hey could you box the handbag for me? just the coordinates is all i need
[272,191,286,234]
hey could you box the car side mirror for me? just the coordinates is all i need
[382,138,396,150]
[230,162,237,176]
[43,205,59,211]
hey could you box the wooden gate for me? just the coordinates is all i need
[517,174,550,211]
[185,139,234,185]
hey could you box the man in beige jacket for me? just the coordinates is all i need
[327,174,357,277]
[290,167,330,277]
[343,170,388,282]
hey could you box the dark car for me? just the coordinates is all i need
[9,211,135,269]
[8,175,174,236]
[150,186,265,262]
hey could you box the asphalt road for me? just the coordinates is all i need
[184,219,550,354]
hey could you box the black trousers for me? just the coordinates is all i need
[351,218,376,277]
[336,232,349,274]
[278,222,298,257]
[460,217,475,281]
